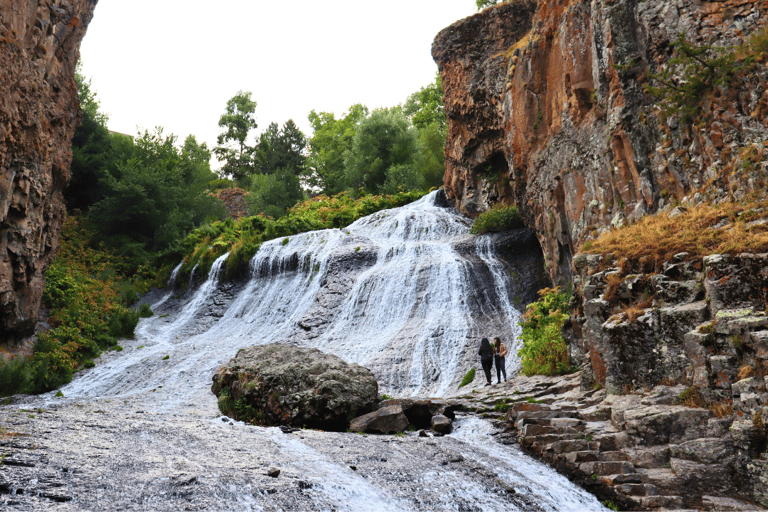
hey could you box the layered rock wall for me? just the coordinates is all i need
[0,0,96,342]
[434,0,768,285]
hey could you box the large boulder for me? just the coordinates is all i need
[211,343,378,431]
[349,405,410,434]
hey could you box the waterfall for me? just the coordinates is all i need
[63,191,534,407]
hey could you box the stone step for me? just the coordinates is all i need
[516,410,578,420]
[579,461,636,476]
[565,450,600,463]
[615,483,658,496]
[516,417,585,430]
[639,467,680,489]
[521,424,581,437]
[600,450,631,462]
[551,439,600,454]
[625,495,684,510]
[521,433,581,446]
[599,473,643,485]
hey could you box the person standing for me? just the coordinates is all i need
[478,337,494,386]
[494,337,507,383]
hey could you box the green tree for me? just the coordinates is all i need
[91,128,225,268]
[66,63,118,211]
[248,166,304,218]
[306,104,369,194]
[344,109,419,195]
[404,75,447,189]
[215,90,257,181]
[403,74,446,131]
[254,120,306,176]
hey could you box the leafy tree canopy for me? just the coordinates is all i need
[254,119,306,176]
[306,103,369,195]
[344,109,419,195]
[215,90,258,181]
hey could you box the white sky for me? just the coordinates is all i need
[79,0,472,164]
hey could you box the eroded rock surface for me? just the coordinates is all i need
[0,0,97,342]
[434,0,768,285]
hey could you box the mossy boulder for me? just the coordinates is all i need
[211,343,378,431]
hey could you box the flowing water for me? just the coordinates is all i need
[1,191,607,511]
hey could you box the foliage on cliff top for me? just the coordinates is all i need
[174,189,429,285]
[579,199,768,269]
[0,216,142,396]
[470,203,524,235]
[517,287,572,376]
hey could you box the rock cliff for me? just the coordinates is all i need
[0,0,97,343]
[434,0,768,285]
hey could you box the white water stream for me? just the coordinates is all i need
[24,191,607,511]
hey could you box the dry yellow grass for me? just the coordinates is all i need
[580,200,768,268]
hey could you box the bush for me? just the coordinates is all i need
[470,204,524,234]
[0,357,32,397]
[138,303,153,318]
[517,287,572,376]
[108,309,140,339]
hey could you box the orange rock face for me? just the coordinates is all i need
[0,0,97,342]
[434,0,768,285]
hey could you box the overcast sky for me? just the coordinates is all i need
[79,0,472,164]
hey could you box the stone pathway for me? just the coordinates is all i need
[448,372,768,511]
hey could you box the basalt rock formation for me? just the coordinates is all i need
[434,0,768,285]
[0,0,97,343]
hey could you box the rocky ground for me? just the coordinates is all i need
[0,385,602,512]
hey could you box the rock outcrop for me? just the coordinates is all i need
[571,251,768,398]
[211,343,379,431]
[0,0,97,343]
[434,0,768,285]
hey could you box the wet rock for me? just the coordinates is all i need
[431,414,453,435]
[211,343,378,431]
[349,405,409,434]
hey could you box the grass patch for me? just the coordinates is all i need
[580,200,768,271]
[470,204,524,235]
[458,368,476,389]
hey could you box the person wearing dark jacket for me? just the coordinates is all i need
[478,337,494,386]
[494,337,507,383]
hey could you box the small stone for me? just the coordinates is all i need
[267,467,280,478]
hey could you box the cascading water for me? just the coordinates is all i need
[15,191,608,511]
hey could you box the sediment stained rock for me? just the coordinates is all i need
[434,0,768,285]
[0,0,98,342]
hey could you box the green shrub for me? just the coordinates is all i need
[646,33,741,125]
[138,303,153,318]
[458,368,476,389]
[217,388,235,417]
[470,204,524,235]
[0,357,32,397]
[517,287,572,376]
[108,309,140,339]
